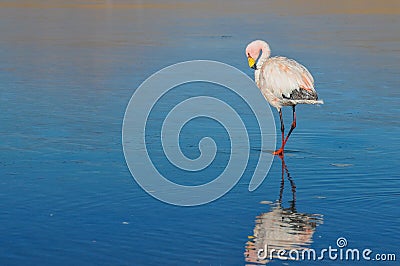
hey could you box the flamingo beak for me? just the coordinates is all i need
[248,56,257,70]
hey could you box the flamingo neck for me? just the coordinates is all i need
[257,42,271,67]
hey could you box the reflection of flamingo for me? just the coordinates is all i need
[245,40,323,155]
[244,156,323,264]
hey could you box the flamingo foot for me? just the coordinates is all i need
[273,147,284,156]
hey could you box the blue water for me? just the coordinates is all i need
[1,3,399,265]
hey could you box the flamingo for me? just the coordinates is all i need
[245,40,323,155]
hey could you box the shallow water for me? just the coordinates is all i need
[1,1,399,265]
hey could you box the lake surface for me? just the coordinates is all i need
[1,1,399,265]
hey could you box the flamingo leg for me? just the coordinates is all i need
[284,106,296,144]
[273,109,285,155]
[273,106,297,156]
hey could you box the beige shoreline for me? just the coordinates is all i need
[0,0,399,15]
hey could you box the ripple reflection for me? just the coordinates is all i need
[245,156,323,264]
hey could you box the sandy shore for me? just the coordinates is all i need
[0,0,399,15]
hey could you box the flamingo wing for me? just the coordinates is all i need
[259,57,318,102]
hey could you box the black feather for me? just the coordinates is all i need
[282,88,318,100]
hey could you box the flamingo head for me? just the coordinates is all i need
[245,40,271,70]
